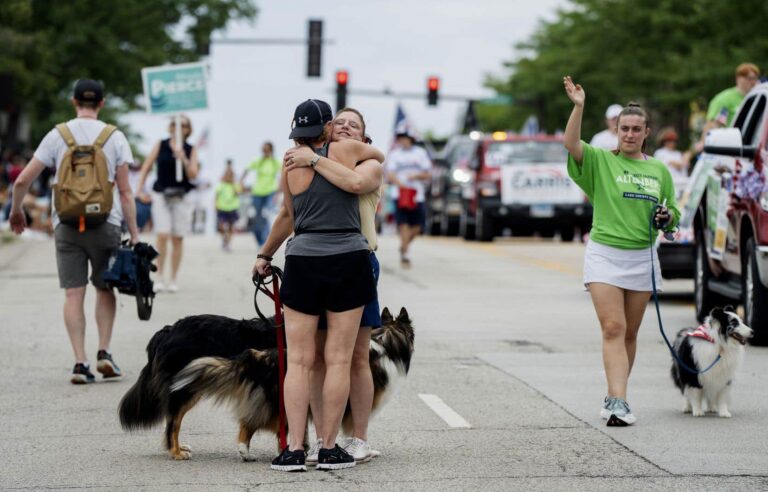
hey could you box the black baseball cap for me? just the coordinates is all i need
[73,79,104,103]
[289,99,333,139]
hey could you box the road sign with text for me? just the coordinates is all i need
[141,62,209,114]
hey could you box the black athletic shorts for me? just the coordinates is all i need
[280,250,376,315]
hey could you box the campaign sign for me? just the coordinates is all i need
[141,62,208,114]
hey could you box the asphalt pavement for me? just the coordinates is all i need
[1,230,767,491]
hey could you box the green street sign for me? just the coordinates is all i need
[141,62,209,114]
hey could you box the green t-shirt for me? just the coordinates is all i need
[248,156,281,196]
[567,142,680,249]
[215,182,242,212]
[706,86,743,126]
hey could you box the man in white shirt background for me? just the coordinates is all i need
[589,104,623,150]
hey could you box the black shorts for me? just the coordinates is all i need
[280,250,376,315]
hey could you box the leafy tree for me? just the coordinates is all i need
[0,0,257,148]
[487,0,768,148]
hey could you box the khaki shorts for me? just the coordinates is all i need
[54,223,122,289]
[151,191,192,236]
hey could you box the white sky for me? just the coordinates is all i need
[124,0,567,183]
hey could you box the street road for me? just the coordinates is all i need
[1,233,766,491]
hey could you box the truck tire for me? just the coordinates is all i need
[476,209,494,242]
[743,238,768,345]
[559,226,576,242]
[460,207,475,241]
[694,232,728,323]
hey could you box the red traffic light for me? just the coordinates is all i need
[427,76,440,91]
[336,70,348,86]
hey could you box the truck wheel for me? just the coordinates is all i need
[441,213,459,237]
[743,238,768,345]
[560,226,576,242]
[460,208,475,241]
[694,232,728,323]
[476,209,494,242]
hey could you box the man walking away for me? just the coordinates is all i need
[9,79,139,384]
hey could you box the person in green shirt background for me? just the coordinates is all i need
[215,163,242,252]
[240,141,281,245]
[563,75,679,428]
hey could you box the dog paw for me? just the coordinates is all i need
[238,443,256,462]
[171,450,191,460]
[692,410,705,417]
[718,410,732,418]
[180,444,192,452]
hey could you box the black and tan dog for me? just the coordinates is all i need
[119,307,414,460]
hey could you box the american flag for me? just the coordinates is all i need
[392,103,419,146]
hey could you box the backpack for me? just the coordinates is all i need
[52,123,117,231]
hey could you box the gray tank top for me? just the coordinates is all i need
[285,143,369,256]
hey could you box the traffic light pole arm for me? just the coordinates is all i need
[341,88,480,102]
[212,38,335,46]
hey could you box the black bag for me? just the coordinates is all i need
[102,241,159,320]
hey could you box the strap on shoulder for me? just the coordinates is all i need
[55,123,77,149]
[94,124,117,148]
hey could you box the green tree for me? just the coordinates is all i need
[0,0,257,148]
[487,0,768,147]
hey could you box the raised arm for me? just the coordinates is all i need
[563,76,585,163]
[284,146,383,194]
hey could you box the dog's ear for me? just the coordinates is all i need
[723,305,735,313]
[381,307,393,324]
[709,307,728,329]
[397,307,410,323]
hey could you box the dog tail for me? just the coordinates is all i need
[118,326,172,431]
[170,349,274,407]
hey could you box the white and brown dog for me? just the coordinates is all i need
[670,306,752,417]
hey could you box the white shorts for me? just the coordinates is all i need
[151,191,192,236]
[583,240,662,292]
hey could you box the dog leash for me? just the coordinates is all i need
[253,267,288,450]
[648,205,721,375]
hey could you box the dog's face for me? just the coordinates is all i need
[709,306,753,346]
[373,307,415,373]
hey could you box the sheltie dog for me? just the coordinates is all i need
[119,307,414,460]
[670,306,752,418]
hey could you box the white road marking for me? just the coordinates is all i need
[418,393,471,428]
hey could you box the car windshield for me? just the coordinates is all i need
[485,141,567,167]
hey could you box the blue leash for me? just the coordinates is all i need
[649,206,721,375]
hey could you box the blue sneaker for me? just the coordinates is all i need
[600,396,612,420]
[96,350,122,379]
[606,397,636,426]
[71,363,95,384]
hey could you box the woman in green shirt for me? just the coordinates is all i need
[563,76,679,427]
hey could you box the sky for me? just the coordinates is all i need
[124,0,568,183]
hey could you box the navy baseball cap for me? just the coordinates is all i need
[73,79,104,103]
[289,99,333,139]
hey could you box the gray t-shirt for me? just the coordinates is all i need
[34,118,133,228]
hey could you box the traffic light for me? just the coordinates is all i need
[336,70,348,111]
[306,19,323,77]
[427,76,439,106]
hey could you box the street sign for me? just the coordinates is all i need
[141,62,209,114]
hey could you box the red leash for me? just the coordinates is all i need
[271,271,287,451]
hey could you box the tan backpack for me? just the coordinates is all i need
[52,123,116,231]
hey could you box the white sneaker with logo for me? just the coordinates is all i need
[305,438,322,465]
[342,437,372,463]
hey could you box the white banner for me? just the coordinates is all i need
[500,164,583,205]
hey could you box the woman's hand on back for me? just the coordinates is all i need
[563,76,585,107]
[284,146,315,172]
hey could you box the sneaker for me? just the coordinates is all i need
[316,444,356,471]
[600,396,611,420]
[606,397,636,426]
[96,350,122,379]
[270,447,306,472]
[306,438,322,466]
[71,363,95,384]
[167,283,178,293]
[155,281,166,293]
[342,437,372,463]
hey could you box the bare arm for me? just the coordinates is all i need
[284,146,383,194]
[115,164,140,244]
[8,158,46,234]
[185,147,200,180]
[563,76,585,163]
[136,141,160,199]
[254,173,294,277]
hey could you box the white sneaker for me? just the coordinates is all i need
[167,283,178,293]
[306,438,322,465]
[154,281,166,293]
[342,437,372,463]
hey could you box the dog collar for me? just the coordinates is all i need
[687,325,715,343]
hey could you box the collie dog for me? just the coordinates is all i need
[119,307,414,460]
[670,306,752,417]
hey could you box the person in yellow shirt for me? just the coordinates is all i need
[215,164,242,252]
[240,141,280,245]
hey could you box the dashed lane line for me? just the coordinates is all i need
[418,393,472,429]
